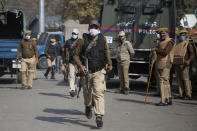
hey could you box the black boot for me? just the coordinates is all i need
[69,90,76,97]
[44,67,51,79]
[85,106,92,119]
[168,97,173,105]
[51,66,55,79]
[96,115,103,128]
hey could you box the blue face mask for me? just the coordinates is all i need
[179,36,185,41]
[72,34,78,40]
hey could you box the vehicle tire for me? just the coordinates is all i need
[38,56,48,69]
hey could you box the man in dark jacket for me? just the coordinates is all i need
[62,28,79,97]
[44,39,57,79]
[73,20,112,128]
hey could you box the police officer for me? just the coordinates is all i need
[152,27,175,106]
[116,31,135,95]
[16,30,38,89]
[174,29,195,100]
[73,20,112,128]
[63,28,79,97]
[44,39,57,79]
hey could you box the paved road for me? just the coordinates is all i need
[0,70,197,131]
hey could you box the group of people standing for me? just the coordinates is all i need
[152,28,195,106]
[16,20,196,128]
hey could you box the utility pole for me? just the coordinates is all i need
[39,0,45,33]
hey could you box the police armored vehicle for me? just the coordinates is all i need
[101,0,176,79]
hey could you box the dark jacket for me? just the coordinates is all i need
[45,43,57,61]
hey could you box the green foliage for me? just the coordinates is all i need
[62,0,104,23]
[1,0,8,4]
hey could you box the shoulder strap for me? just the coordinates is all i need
[85,35,98,53]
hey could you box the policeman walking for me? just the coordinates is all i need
[16,30,38,89]
[152,28,175,106]
[73,20,112,128]
[116,31,135,95]
[174,29,195,100]
[63,29,79,97]
[44,39,57,79]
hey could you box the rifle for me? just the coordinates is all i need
[64,48,69,81]
[77,74,82,98]
[77,58,89,98]
[85,57,89,91]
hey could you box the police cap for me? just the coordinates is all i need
[25,30,31,35]
[157,27,169,33]
[50,39,56,43]
[179,29,188,35]
[72,28,79,34]
[118,31,126,36]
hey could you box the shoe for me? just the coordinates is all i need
[44,74,48,79]
[33,78,38,80]
[123,89,129,95]
[27,86,32,89]
[85,106,92,119]
[120,89,124,94]
[167,98,173,105]
[44,67,50,79]
[184,96,192,100]
[69,90,76,97]
[21,85,26,90]
[96,116,103,128]
[174,95,185,100]
[155,102,168,106]
[50,76,55,79]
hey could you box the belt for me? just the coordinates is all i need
[89,67,104,73]
[23,56,33,58]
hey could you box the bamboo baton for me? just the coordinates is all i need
[145,56,156,104]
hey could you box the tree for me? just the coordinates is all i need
[1,0,8,10]
[62,0,104,23]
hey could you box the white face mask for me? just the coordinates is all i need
[51,42,56,45]
[156,34,160,39]
[89,29,100,36]
[25,35,31,40]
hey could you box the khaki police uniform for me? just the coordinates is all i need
[116,32,135,93]
[73,34,112,116]
[154,28,175,104]
[174,30,195,98]
[16,34,38,88]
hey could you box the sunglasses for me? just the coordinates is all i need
[89,24,99,29]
